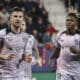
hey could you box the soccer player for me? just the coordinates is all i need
[49,13,80,80]
[20,21,42,80]
[0,7,34,80]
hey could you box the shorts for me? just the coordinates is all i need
[0,77,18,80]
[0,76,25,80]
[56,72,80,80]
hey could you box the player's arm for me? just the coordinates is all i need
[49,47,60,66]
[70,47,80,54]
[22,52,32,63]
[33,47,39,59]
[33,46,42,67]
[0,54,15,60]
[49,32,61,66]
[70,31,80,54]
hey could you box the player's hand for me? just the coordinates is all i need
[3,54,15,60]
[70,47,79,54]
[23,54,32,63]
[36,57,42,67]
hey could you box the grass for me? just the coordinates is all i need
[32,72,56,80]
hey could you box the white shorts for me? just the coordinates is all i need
[56,72,80,80]
[0,77,20,80]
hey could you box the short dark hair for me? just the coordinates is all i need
[10,7,24,14]
[67,13,77,19]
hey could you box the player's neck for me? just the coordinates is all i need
[10,25,21,34]
[67,29,76,35]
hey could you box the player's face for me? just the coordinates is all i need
[22,21,25,27]
[10,11,24,28]
[21,21,26,31]
[66,16,77,30]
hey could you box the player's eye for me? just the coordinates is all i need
[66,19,69,21]
[19,16,22,18]
[67,19,72,22]
[22,24,24,26]
[14,15,18,18]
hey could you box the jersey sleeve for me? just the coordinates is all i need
[0,29,6,38]
[32,36,37,49]
[55,32,61,48]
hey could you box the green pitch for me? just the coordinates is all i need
[32,72,56,80]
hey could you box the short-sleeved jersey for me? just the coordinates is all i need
[20,34,36,78]
[24,34,36,55]
[0,28,31,78]
[56,30,80,75]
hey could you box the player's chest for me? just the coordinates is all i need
[58,34,79,47]
[4,33,25,49]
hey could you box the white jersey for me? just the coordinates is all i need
[25,34,36,55]
[0,28,30,78]
[56,30,80,75]
[20,34,36,79]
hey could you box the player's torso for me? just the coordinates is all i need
[57,31,80,74]
[20,35,35,75]
[58,32,80,61]
[0,31,29,77]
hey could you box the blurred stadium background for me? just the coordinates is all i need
[0,0,80,80]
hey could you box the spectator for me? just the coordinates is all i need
[0,16,8,30]
[42,31,51,44]
[26,16,37,34]
[0,7,9,24]
[38,7,48,25]
[24,0,39,12]
[45,22,57,36]
[36,17,46,43]
[9,0,24,9]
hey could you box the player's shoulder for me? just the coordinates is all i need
[23,32,35,39]
[0,28,6,37]
[0,28,6,33]
[28,34,35,39]
[57,30,67,37]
